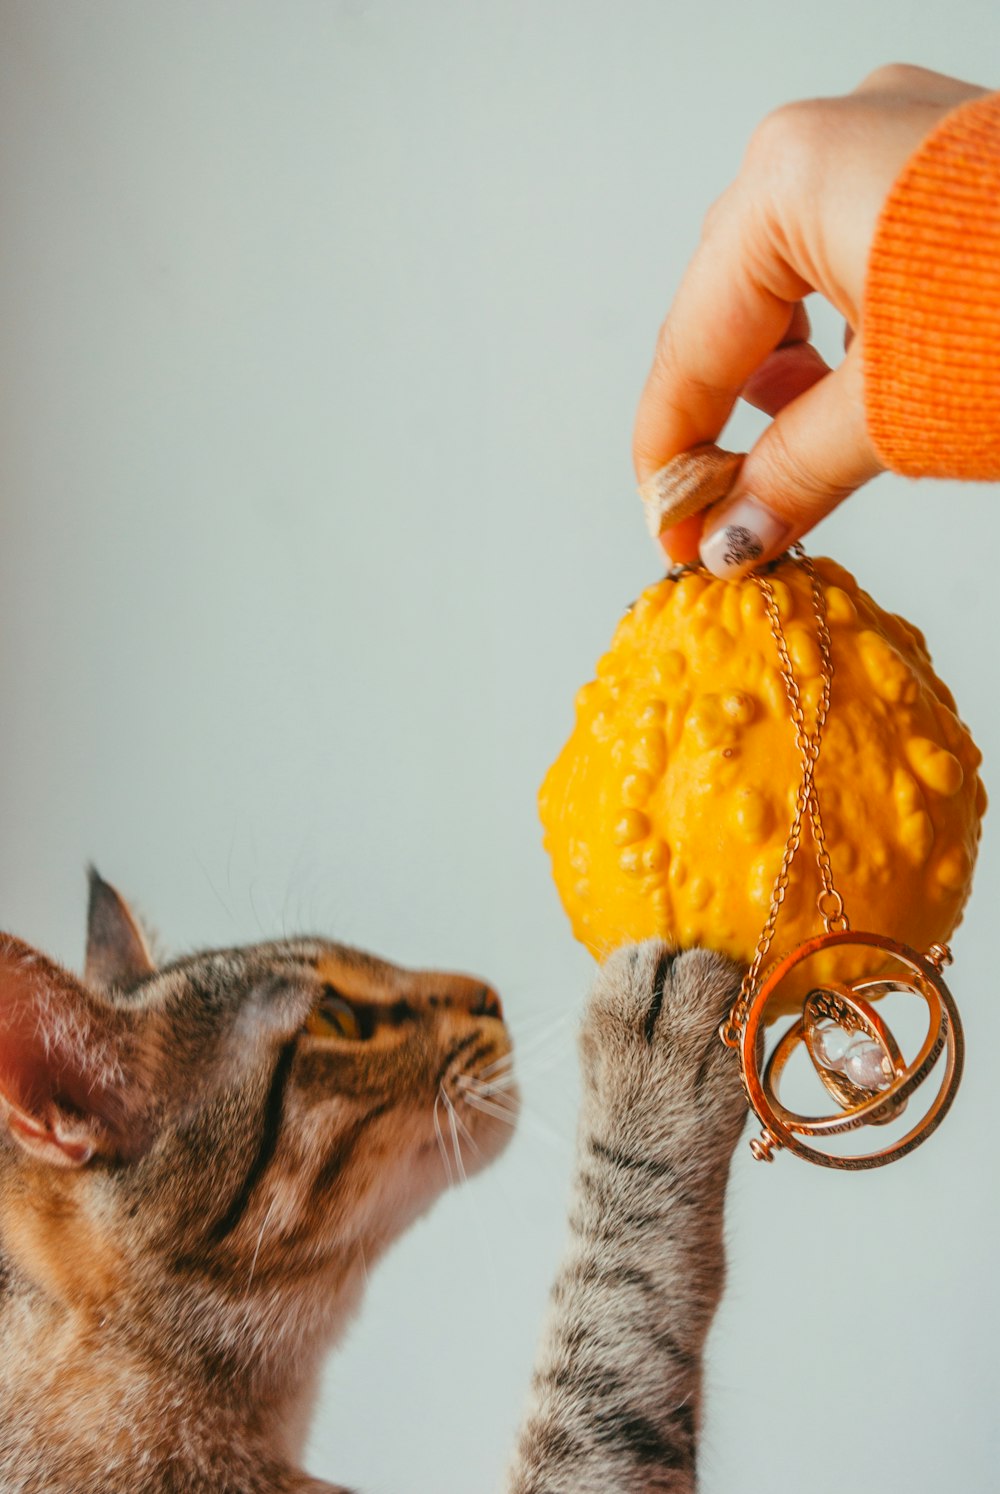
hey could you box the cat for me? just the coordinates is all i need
[0,869,514,1494]
[0,872,746,1493]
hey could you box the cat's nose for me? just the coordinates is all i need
[431,973,504,1020]
[469,984,503,1020]
[445,978,503,1020]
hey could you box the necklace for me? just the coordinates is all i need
[719,546,965,1169]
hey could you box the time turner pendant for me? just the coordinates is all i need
[718,550,966,1169]
[736,931,964,1169]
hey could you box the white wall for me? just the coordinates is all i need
[2,3,998,1490]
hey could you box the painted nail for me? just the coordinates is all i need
[699,497,791,579]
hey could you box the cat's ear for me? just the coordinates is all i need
[0,935,152,1169]
[84,866,156,990]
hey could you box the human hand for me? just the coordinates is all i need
[633,64,989,576]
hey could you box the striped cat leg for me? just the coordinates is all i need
[505,942,747,1494]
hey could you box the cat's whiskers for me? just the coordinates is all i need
[432,1089,455,1188]
[474,1054,515,1085]
[440,1087,505,1317]
[451,1075,562,1153]
[460,1082,569,1151]
[459,1088,519,1127]
[478,1011,573,1080]
[440,1088,469,1188]
[443,1087,481,1158]
[467,1065,519,1096]
[457,1073,519,1106]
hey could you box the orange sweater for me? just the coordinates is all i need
[864,91,1000,480]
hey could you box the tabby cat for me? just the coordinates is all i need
[0,872,746,1493]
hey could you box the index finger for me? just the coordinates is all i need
[632,188,809,481]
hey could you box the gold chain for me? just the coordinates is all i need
[720,547,850,1046]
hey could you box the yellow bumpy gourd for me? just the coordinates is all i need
[539,557,985,1011]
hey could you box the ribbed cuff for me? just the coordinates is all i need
[863,91,1000,481]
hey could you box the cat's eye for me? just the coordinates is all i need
[306,991,367,1041]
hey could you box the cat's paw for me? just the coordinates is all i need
[579,940,747,1166]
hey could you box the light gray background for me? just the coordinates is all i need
[2,3,998,1491]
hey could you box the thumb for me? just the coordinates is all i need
[698,343,884,578]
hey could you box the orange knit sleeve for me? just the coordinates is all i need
[863,91,1000,480]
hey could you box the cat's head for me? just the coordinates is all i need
[0,871,516,1337]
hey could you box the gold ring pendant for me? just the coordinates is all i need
[738,931,964,1169]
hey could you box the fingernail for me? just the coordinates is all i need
[699,497,791,579]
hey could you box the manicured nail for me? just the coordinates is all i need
[699,497,791,579]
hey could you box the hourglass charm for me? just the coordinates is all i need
[734,932,964,1169]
